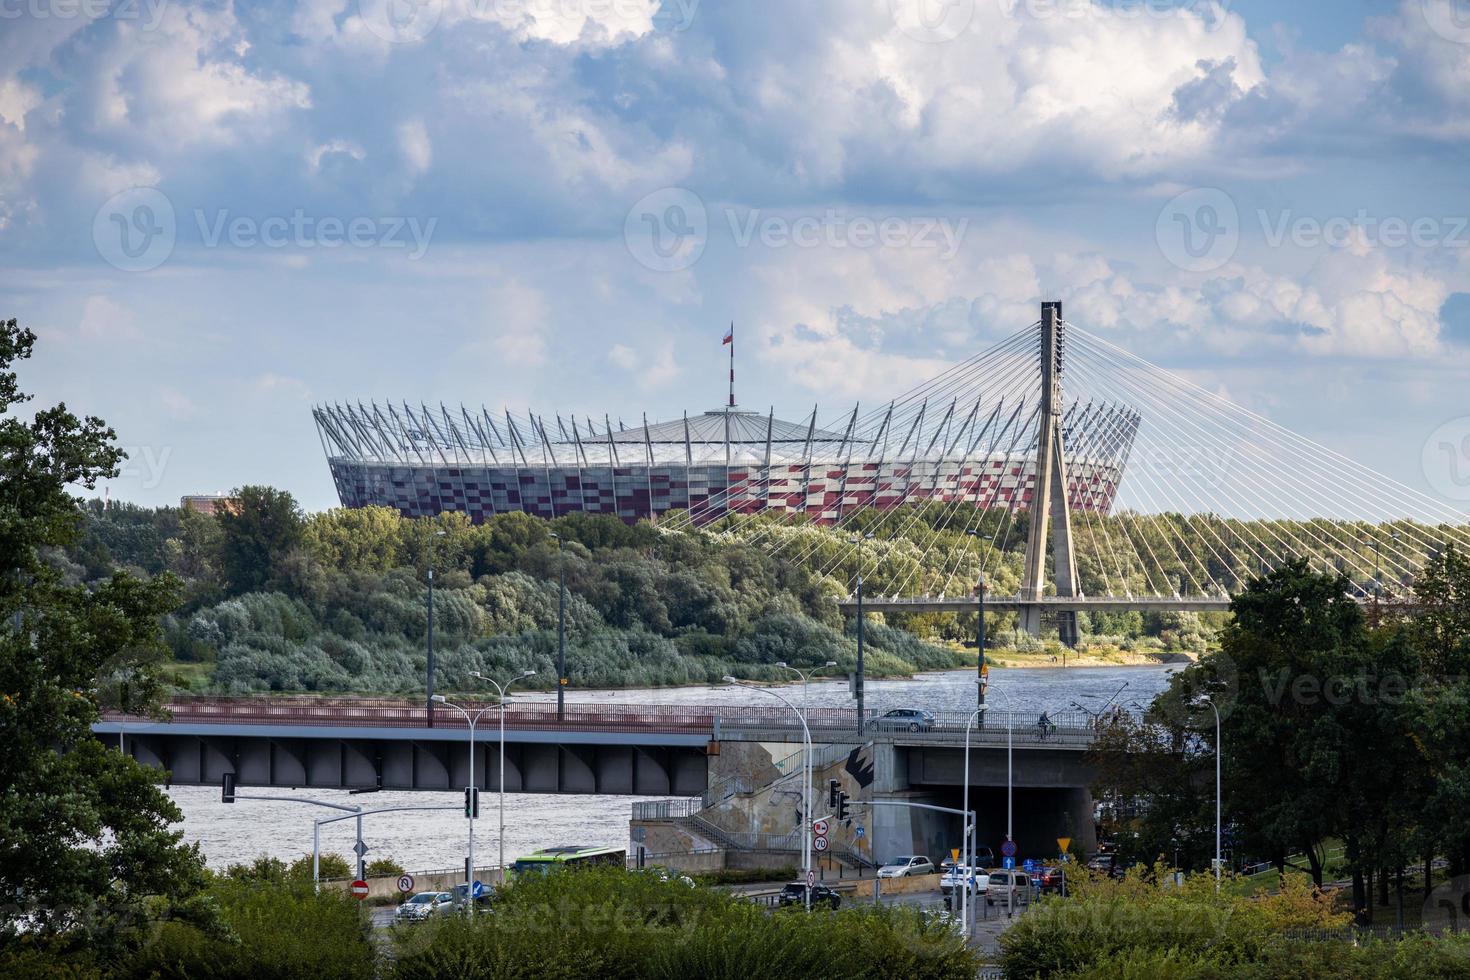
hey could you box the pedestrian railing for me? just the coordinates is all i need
[630,797,704,821]
[103,697,1121,748]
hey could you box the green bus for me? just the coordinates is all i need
[510,845,627,876]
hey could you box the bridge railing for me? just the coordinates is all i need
[631,797,703,821]
[102,697,1129,746]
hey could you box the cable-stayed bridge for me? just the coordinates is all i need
[658,302,1468,642]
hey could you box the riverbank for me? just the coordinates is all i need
[978,649,1197,669]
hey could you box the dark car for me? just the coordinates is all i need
[777,882,840,909]
[1086,854,1126,879]
[1033,866,1065,893]
[874,708,936,733]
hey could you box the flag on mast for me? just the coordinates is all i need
[724,321,735,407]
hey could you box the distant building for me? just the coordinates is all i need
[312,400,1139,526]
[180,494,237,516]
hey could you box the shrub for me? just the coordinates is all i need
[388,867,980,980]
[117,880,373,980]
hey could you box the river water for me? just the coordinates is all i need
[168,664,1179,872]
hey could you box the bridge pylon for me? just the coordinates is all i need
[1019,301,1081,645]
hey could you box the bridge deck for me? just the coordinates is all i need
[837,595,1234,614]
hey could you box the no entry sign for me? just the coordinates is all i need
[350,879,369,900]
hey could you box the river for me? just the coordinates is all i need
[167,664,1179,872]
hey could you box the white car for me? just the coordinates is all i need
[940,865,989,896]
[877,855,936,878]
[395,891,454,922]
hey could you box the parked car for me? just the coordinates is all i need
[877,855,936,878]
[1087,853,1126,879]
[395,891,455,922]
[874,708,936,733]
[777,882,840,909]
[450,883,496,909]
[985,869,1032,907]
[972,846,996,868]
[1032,866,1065,893]
[940,865,989,896]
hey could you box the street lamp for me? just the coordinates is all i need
[964,687,1014,936]
[1195,693,1222,890]
[426,529,447,727]
[966,529,987,721]
[430,693,494,910]
[549,532,567,720]
[850,532,875,733]
[774,660,837,712]
[726,676,812,911]
[469,669,538,878]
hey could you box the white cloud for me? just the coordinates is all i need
[79,295,141,342]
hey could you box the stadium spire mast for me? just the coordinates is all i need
[1020,301,1081,646]
[726,320,736,409]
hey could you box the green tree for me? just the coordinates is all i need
[0,318,207,948]
[216,485,304,594]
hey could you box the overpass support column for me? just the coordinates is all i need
[1020,301,1081,646]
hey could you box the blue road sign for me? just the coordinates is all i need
[855,826,865,839]
[471,880,488,899]
[1001,839,1017,858]
[1002,857,1015,870]
[1023,859,1037,873]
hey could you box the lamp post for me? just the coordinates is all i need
[430,694,496,911]
[774,660,837,712]
[549,532,567,720]
[966,529,987,721]
[1196,693,1222,890]
[426,529,447,727]
[964,687,1014,936]
[469,669,538,878]
[850,532,874,733]
[726,676,812,911]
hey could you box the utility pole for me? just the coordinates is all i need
[1020,301,1081,646]
[851,532,873,732]
[426,566,435,728]
[551,533,567,720]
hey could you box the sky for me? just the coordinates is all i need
[3,0,1469,513]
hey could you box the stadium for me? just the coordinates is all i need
[312,398,1141,526]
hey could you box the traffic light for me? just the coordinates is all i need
[836,791,850,821]
[464,786,480,819]
[828,779,839,810]
[221,772,235,804]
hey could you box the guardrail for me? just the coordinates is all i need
[631,797,703,821]
[101,697,1123,747]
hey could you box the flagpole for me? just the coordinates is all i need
[728,321,735,408]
